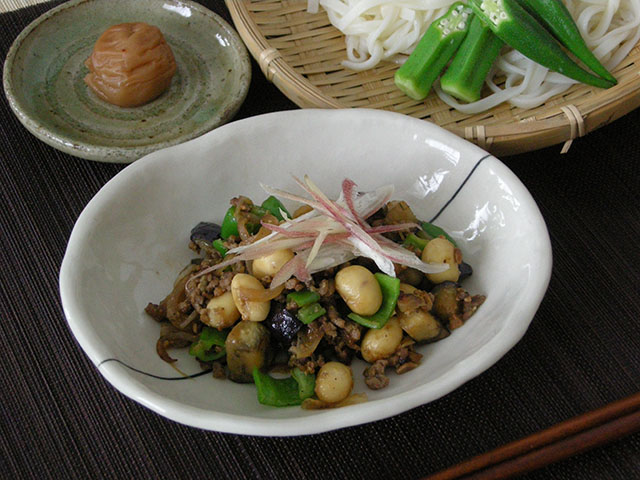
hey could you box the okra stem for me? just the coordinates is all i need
[469,0,614,89]
[394,2,474,101]
[440,15,504,103]
[516,0,617,85]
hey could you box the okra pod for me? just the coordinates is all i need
[440,15,504,103]
[517,0,617,84]
[395,2,474,101]
[469,0,614,89]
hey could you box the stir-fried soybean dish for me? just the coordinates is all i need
[146,177,485,409]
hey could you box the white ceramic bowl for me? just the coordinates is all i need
[59,109,552,435]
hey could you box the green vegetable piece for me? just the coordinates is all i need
[348,273,401,329]
[440,15,504,103]
[286,290,321,308]
[469,0,613,89]
[221,205,262,239]
[220,206,238,239]
[421,221,457,247]
[291,368,315,400]
[517,0,616,84]
[249,205,268,217]
[394,2,474,100]
[253,368,301,407]
[212,238,228,257]
[252,367,316,407]
[189,327,229,362]
[297,303,327,325]
[403,233,429,251]
[261,195,291,221]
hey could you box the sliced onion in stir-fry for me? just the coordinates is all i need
[234,284,285,302]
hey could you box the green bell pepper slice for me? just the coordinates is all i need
[297,303,327,325]
[220,206,239,239]
[211,238,228,257]
[286,290,321,308]
[291,368,315,400]
[189,327,229,362]
[261,196,291,221]
[252,367,316,407]
[421,221,457,247]
[220,205,265,239]
[403,233,428,251]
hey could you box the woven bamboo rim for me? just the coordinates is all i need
[225,0,640,155]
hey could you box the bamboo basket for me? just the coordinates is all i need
[225,0,640,156]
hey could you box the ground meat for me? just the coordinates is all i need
[364,359,389,390]
[317,316,353,363]
[212,361,226,379]
[283,277,300,290]
[326,305,362,350]
[396,362,420,375]
[397,289,434,314]
[319,317,338,339]
[144,302,166,322]
[219,271,235,291]
[315,278,335,298]
[387,342,423,375]
[177,299,192,315]
[446,289,487,330]
[461,293,486,321]
[362,338,423,389]
[289,354,325,375]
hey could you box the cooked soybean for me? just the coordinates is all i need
[361,317,403,363]
[422,237,460,284]
[231,273,271,322]
[314,362,354,404]
[252,248,294,279]
[204,291,240,329]
[335,265,383,316]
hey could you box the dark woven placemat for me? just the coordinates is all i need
[1,2,638,479]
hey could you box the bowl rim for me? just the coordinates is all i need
[2,0,251,162]
[59,108,552,435]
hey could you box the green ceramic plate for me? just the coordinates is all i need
[3,0,251,162]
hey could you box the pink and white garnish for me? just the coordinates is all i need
[188,176,447,290]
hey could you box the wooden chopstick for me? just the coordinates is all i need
[425,391,640,480]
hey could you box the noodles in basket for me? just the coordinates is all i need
[308,0,640,112]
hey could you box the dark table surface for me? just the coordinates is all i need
[1,1,639,479]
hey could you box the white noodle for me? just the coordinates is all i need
[312,0,640,111]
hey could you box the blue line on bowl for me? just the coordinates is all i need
[98,358,212,380]
[428,154,490,223]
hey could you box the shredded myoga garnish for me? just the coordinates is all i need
[308,0,640,111]
[146,177,485,409]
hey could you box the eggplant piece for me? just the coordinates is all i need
[225,321,271,383]
[190,222,222,244]
[432,281,486,330]
[398,309,449,343]
[431,281,459,326]
[266,306,303,346]
[397,267,423,287]
[458,262,473,281]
